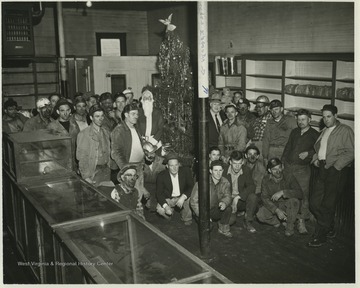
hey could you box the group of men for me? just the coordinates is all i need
[205,90,354,247]
[2,86,354,248]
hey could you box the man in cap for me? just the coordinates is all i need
[111,164,145,219]
[208,91,227,147]
[262,99,297,167]
[76,104,111,186]
[123,87,134,105]
[218,104,247,163]
[282,109,319,234]
[256,158,302,236]
[111,103,144,171]
[46,98,80,170]
[308,104,354,247]
[23,97,53,131]
[48,93,61,119]
[225,151,257,233]
[47,98,80,143]
[99,92,117,132]
[141,141,166,211]
[250,95,271,147]
[155,152,193,225]
[190,160,233,237]
[137,89,164,149]
[2,99,28,133]
[236,97,256,141]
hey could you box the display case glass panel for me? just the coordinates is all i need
[23,176,124,224]
[55,212,228,284]
[5,131,74,182]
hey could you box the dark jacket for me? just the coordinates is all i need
[261,172,303,214]
[111,122,142,170]
[23,114,53,131]
[208,109,227,147]
[137,108,164,142]
[156,167,194,206]
[224,165,256,200]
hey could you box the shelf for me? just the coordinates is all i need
[336,78,354,83]
[335,97,354,103]
[337,113,354,121]
[285,76,332,82]
[246,74,282,79]
[285,93,332,100]
[285,107,322,116]
[246,88,282,95]
[215,74,241,77]
[215,86,242,90]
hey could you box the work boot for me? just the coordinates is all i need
[218,223,233,238]
[285,223,294,237]
[244,221,256,233]
[297,219,308,235]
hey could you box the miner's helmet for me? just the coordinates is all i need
[255,95,270,105]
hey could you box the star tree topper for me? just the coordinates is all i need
[159,13,176,32]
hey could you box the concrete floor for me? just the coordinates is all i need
[3,209,355,284]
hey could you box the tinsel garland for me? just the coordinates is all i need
[156,30,194,158]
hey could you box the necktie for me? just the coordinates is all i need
[215,114,221,132]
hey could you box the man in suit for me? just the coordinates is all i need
[208,91,226,147]
[156,152,194,225]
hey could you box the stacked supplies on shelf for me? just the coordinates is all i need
[336,87,354,101]
[284,84,332,98]
[217,56,237,75]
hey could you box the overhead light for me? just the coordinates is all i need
[86,1,92,8]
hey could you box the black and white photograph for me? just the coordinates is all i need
[1,0,356,285]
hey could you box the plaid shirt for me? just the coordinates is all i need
[252,111,272,141]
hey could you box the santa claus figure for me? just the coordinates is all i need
[137,89,164,149]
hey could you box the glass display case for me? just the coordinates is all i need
[53,211,231,284]
[13,176,126,283]
[3,130,74,183]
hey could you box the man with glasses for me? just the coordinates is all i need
[218,104,247,163]
[156,152,193,225]
[111,164,145,219]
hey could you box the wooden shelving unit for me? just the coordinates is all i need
[212,53,354,130]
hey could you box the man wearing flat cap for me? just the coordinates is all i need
[262,99,297,168]
[308,104,354,247]
[256,158,302,237]
[141,141,166,211]
[2,99,28,133]
[155,152,193,224]
[23,97,54,131]
[77,104,111,186]
[190,160,233,237]
[111,164,145,219]
[208,91,227,147]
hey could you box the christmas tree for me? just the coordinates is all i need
[156,14,194,159]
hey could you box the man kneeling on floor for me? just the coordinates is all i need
[225,150,258,233]
[256,158,302,236]
[190,160,233,238]
[155,152,193,225]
